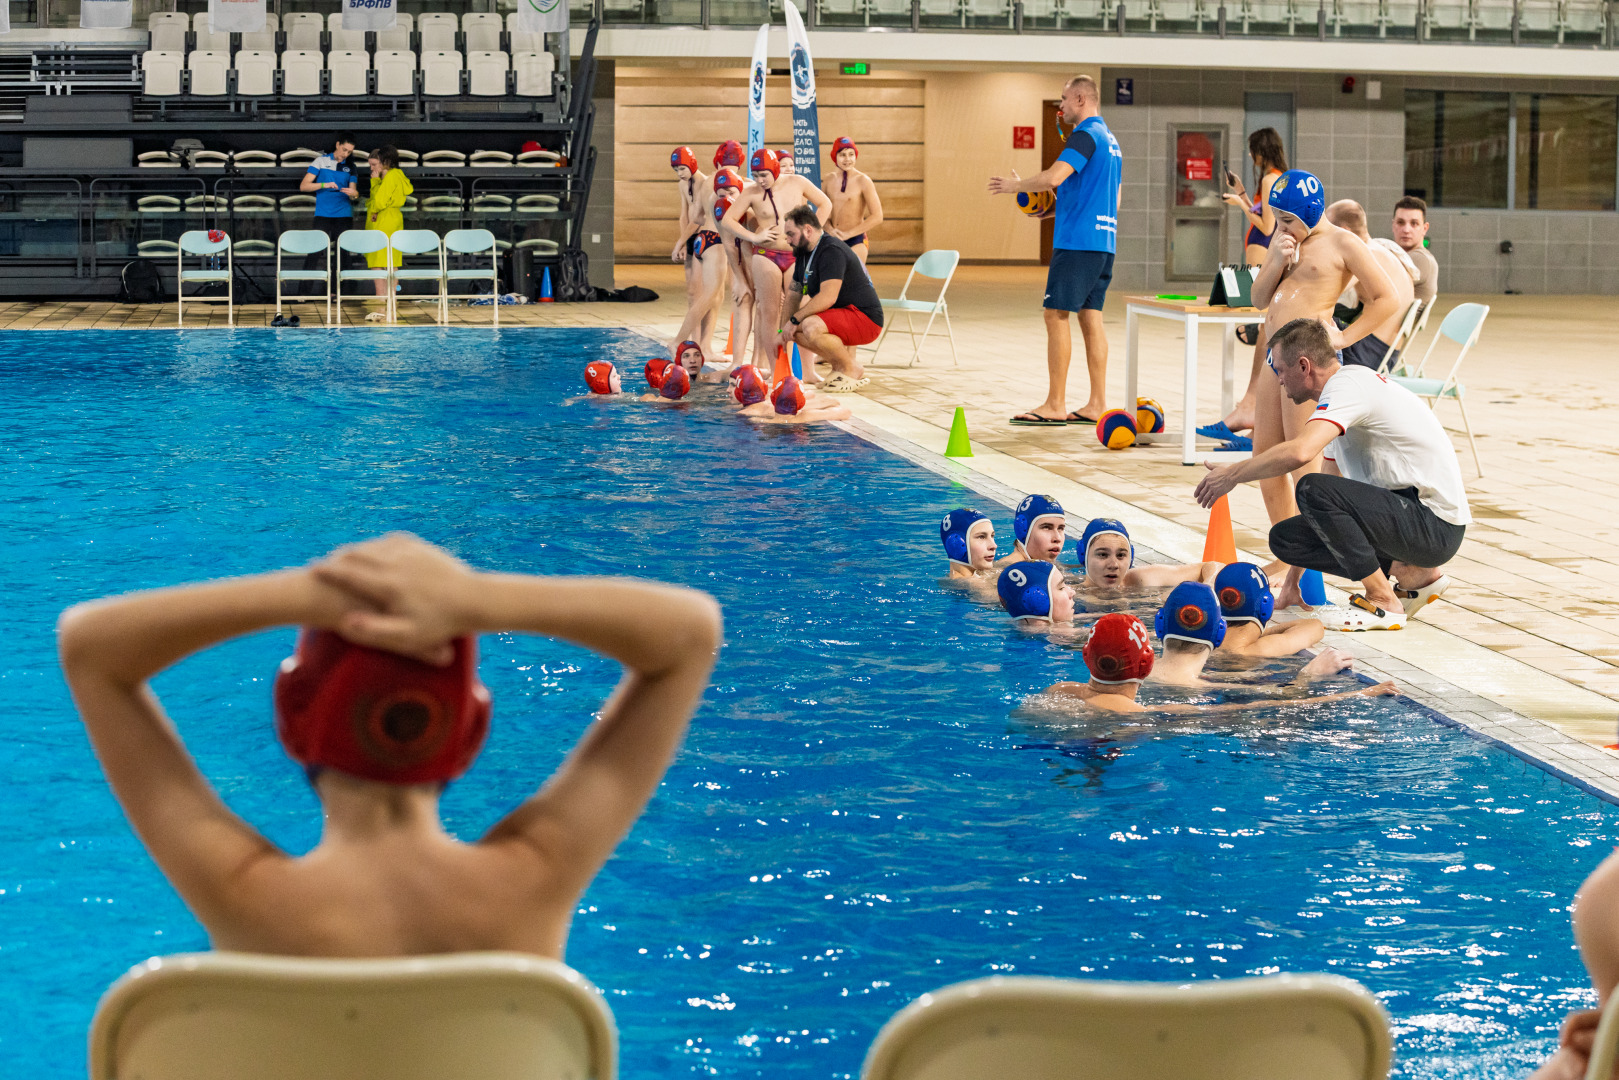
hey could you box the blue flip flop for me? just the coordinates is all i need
[1196,421,1238,441]
[1220,434,1254,452]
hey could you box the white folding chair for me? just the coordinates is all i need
[1376,297,1424,374]
[232,50,275,95]
[1389,301,1489,475]
[328,50,369,95]
[141,51,183,96]
[374,50,417,95]
[176,229,232,327]
[444,228,499,325]
[389,229,448,324]
[863,974,1391,1080]
[187,50,229,95]
[867,248,960,367]
[421,50,464,95]
[276,229,332,325]
[336,229,394,322]
[513,50,554,96]
[89,951,618,1080]
[467,50,509,95]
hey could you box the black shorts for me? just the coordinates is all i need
[1339,331,1394,371]
[1044,249,1114,312]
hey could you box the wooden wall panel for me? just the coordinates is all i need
[617,68,923,262]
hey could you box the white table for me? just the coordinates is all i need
[1122,296,1266,465]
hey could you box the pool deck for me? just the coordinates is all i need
[8,266,1619,795]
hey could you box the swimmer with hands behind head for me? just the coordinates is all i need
[1080,518,1221,592]
[56,532,722,958]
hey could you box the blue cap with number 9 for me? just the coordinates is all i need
[1268,169,1325,228]
[998,560,1060,622]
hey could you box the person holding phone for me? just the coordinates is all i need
[297,132,359,297]
[1202,127,1290,442]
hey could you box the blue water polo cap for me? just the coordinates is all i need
[1013,494,1065,549]
[941,508,990,566]
[1081,517,1134,566]
[1154,581,1227,650]
[1215,562,1274,627]
[1268,169,1325,228]
[998,561,1057,622]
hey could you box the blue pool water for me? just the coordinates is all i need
[0,327,1609,1078]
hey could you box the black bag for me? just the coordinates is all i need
[554,249,593,302]
[117,260,167,304]
[608,285,659,303]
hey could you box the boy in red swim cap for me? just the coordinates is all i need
[57,533,722,959]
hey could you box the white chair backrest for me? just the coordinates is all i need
[374,50,416,95]
[233,50,275,94]
[896,249,959,304]
[193,27,231,50]
[285,22,323,49]
[390,228,443,256]
[420,23,458,49]
[513,50,553,96]
[328,51,369,94]
[337,229,391,255]
[468,50,509,94]
[329,26,368,49]
[283,11,322,29]
[326,11,347,28]
[179,230,230,255]
[89,952,618,1080]
[421,50,463,94]
[445,228,497,255]
[187,50,229,95]
[141,51,183,96]
[422,150,466,165]
[465,24,502,50]
[862,974,1391,1080]
[149,24,186,50]
[376,26,413,49]
[279,229,330,255]
[148,11,187,29]
[240,25,276,49]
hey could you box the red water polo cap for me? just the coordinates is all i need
[671,146,698,173]
[644,357,672,389]
[830,136,858,162]
[772,375,806,415]
[749,148,780,178]
[659,363,692,399]
[274,630,491,785]
[1083,612,1156,685]
[713,167,744,194]
[714,140,744,169]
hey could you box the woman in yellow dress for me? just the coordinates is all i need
[364,145,414,320]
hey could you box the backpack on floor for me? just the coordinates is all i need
[554,249,595,302]
[117,260,167,304]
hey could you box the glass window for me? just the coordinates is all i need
[1515,94,1617,211]
[1404,90,1510,209]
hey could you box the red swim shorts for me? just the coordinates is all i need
[815,307,882,347]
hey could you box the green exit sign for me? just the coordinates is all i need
[840,62,870,75]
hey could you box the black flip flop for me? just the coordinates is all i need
[271,315,288,327]
[1065,412,1099,425]
[1009,413,1069,427]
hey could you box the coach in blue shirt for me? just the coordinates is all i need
[296,132,359,296]
[989,75,1123,427]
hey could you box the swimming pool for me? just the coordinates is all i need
[0,327,1608,1078]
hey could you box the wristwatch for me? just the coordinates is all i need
[788,316,800,326]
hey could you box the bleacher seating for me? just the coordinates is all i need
[280,50,323,95]
[142,50,182,95]
[506,12,545,50]
[242,13,279,51]
[514,51,554,96]
[422,149,467,166]
[233,49,275,94]
[188,50,228,95]
[421,50,463,95]
[377,13,414,51]
[328,13,368,50]
[468,51,509,95]
[329,50,369,94]
[194,149,231,168]
[285,12,325,49]
[419,12,459,49]
[374,50,416,94]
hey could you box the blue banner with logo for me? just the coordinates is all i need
[747,24,768,166]
[782,1,820,189]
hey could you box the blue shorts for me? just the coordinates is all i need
[1044,249,1113,312]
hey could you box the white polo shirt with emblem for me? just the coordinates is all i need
[1312,364,1472,527]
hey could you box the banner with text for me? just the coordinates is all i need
[782,0,819,188]
[747,24,768,166]
[342,0,397,32]
[80,0,131,30]
[515,0,567,36]
[209,0,266,34]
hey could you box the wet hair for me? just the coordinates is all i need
[784,203,820,229]
[1325,199,1367,234]
[1066,74,1098,104]
[373,144,400,170]
[1270,318,1338,369]
[335,131,357,149]
[1394,195,1429,220]
[1248,128,1288,174]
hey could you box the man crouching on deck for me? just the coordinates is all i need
[57,532,721,958]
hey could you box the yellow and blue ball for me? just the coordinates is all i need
[1135,397,1166,434]
[1016,190,1054,217]
[1097,408,1138,450]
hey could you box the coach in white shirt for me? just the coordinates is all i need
[1194,317,1470,631]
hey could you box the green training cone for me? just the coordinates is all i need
[945,406,973,457]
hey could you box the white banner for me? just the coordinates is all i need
[80,0,131,29]
[782,0,820,188]
[0,0,10,35]
[209,0,265,34]
[747,24,768,165]
[515,0,567,35]
[341,0,396,32]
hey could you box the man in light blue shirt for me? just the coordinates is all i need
[296,133,358,296]
[989,75,1123,427]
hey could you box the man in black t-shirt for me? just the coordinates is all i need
[781,203,884,393]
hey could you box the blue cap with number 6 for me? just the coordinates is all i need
[1268,169,1325,228]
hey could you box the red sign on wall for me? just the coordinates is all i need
[1012,126,1035,149]
[1184,157,1214,181]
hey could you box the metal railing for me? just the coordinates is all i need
[573,0,1615,43]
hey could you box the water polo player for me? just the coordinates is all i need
[1213,562,1327,658]
[1011,494,1070,563]
[1151,581,1360,689]
[56,532,721,958]
[1079,517,1222,592]
[997,560,1078,630]
[941,508,1002,580]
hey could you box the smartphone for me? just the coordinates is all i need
[1223,166,1240,189]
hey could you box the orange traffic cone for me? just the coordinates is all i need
[771,344,791,385]
[1203,495,1238,564]
[725,313,734,359]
